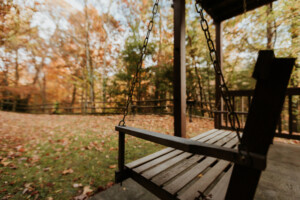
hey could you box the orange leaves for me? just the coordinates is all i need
[16,145,26,152]
[109,164,116,169]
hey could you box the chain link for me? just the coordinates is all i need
[195,0,244,149]
[243,0,247,14]
[119,0,160,126]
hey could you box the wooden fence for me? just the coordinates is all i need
[218,88,300,140]
[1,87,299,140]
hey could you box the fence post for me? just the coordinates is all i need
[277,115,282,134]
[288,95,293,135]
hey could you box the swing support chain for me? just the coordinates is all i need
[195,0,248,155]
[119,0,160,126]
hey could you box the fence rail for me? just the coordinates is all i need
[219,88,300,140]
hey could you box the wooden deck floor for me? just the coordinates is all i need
[91,129,300,200]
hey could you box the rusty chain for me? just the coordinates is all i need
[195,0,244,148]
[119,0,160,126]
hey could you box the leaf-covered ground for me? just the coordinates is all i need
[0,111,213,200]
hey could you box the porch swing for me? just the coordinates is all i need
[115,0,295,199]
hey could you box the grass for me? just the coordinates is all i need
[0,111,213,199]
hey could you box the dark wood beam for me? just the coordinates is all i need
[173,0,186,138]
[214,21,222,129]
[201,0,276,22]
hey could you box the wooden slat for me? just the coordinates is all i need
[133,150,183,174]
[126,129,220,169]
[152,133,237,186]
[126,148,174,169]
[137,130,229,177]
[152,154,203,186]
[208,167,233,200]
[142,152,191,179]
[164,137,238,195]
[163,137,237,195]
[189,129,218,140]
[164,157,217,195]
[144,131,231,180]
[178,160,231,200]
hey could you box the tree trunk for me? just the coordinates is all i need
[266,3,274,49]
[71,84,77,113]
[205,66,213,118]
[13,49,19,111]
[101,0,113,113]
[42,74,46,113]
[193,57,205,116]
[84,0,94,113]
[289,5,299,131]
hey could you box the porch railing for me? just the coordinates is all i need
[218,88,300,140]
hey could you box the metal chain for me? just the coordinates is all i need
[119,0,160,126]
[243,0,247,14]
[195,0,244,149]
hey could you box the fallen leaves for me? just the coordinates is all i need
[62,168,74,175]
[0,158,11,167]
[16,145,26,152]
[73,185,93,200]
[22,183,35,195]
[109,164,116,169]
[73,183,83,188]
[0,112,217,199]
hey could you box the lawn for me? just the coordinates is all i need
[0,111,213,200]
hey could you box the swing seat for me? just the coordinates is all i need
[116,128,249,200]
[115,51,295,199]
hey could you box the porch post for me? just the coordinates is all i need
[173,0,186,138]
[215,21,222,129]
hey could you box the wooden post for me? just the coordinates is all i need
[215,21,222,129]
[173,0,186,138]
[118,132,125,171]
[278,115,282,134]
[115,131,126,183]
[288,95,293,135]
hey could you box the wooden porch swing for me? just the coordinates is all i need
[115,0,296,199]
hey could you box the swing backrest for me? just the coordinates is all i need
[225,50,295,199]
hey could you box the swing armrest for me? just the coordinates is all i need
[116,126,266,170]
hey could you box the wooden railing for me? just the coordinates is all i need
[0,98,214,118]
[218,88,300,140]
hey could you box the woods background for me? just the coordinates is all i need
[0,0,299,116]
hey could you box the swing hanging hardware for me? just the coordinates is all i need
[119,0,160,127]
[194,0,249,157]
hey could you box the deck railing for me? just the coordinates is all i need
[0,98,214,117]
[218,88,300,140]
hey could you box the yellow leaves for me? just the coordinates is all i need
[83,186,93,195]
[62,168,74,175]
[0,158,11,167]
